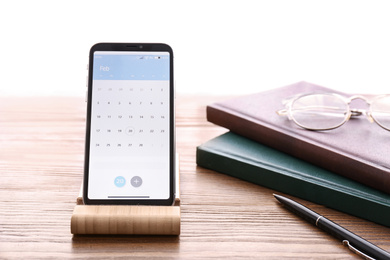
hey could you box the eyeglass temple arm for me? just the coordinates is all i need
[277,107,375,124]
[276,109,288,116]
[276,109,294,120]
[276,105,343,116]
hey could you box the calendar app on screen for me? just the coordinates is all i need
[85,49,173,203]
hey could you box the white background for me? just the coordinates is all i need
[1,0,389,96]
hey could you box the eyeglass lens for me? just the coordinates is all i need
[290,94,349,130]
[290,94,390,130]
[371,95,390,130]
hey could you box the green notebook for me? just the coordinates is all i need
[196,132,390,227]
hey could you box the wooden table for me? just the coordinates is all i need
[1,95,390,259]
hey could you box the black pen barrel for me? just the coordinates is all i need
[317,216,390,260]
[274,194,390,260]
[274,194,321,225]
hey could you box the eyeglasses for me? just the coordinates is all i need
[276,93,390,131]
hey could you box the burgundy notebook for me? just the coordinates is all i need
[207,81,390,194]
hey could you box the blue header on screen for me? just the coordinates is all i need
[93,52,170,80]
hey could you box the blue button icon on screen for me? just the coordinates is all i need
[114,176,126,187]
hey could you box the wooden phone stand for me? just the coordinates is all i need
[70,157,180,235]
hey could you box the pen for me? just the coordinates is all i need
[274,194,390,260]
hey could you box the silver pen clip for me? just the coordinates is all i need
[343,240,375,260]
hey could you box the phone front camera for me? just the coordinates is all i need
[139,45,143,49]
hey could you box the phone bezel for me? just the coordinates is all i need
[83,43,175,205]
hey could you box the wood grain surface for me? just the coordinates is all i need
[1,95,390,259]
[71,205,180,235]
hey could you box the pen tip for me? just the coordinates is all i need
[273,194,283,202]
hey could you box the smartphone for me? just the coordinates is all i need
[83,43,175,205]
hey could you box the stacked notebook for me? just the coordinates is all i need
[196,81,390,227]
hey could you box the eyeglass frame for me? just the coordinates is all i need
[276,92,390,131]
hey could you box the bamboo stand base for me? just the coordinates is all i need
[70,156,181,235]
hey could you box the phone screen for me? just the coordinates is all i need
[83,43,174,205]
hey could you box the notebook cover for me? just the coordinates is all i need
[196,132,390,227]
[206,81,390,194]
